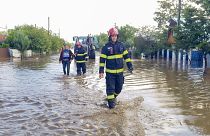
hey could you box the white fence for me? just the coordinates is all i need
[9,49,33,58]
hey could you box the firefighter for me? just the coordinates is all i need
[59,44,74,75]
[99,27,133,109]
[74,41,88,75]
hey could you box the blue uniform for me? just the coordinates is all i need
[74,47,88,75]
[99,41,133,108]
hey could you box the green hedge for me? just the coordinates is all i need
[0,43,9,48]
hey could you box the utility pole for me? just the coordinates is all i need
[177,0,181,26]
[58,28,60,38]
[48,17,50,35]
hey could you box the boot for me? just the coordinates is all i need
[108,100,115,109]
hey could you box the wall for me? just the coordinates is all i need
[0,48,10,58]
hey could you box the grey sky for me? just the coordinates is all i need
[0,0,158,42]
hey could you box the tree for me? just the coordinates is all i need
[15,25,51,53]
[51,35,64,53]
[134,26,158,57]
[96,33,108,49]
[118,24,138,49]
[154,0,178,29]
[12,31,30,59]
[175,4,209,48]
[6,25,64,54]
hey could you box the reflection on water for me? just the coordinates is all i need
[126,59,210,135]
[0,55,210,135]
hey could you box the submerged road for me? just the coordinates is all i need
[0,54,210,135]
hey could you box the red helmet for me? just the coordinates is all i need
[76,41,81,46]
[108,27,119,36]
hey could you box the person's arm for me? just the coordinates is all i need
[123,46,133,72]
[74,48,77,58]
[69,50,74,61]
[99,46,107,78]
[59,49,63,62]
[83,49,88,61]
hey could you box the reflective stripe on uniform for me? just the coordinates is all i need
[107,54,123,59]
[107,94,115,100]
[77,54,86,56]
[123,50,128,55]
[114,92,119,96]
[100,54,107,58]
[106,68,124,73]
[125,58,131,62]
[76,60,86,63]
[99,63,105,67]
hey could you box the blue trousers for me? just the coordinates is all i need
[76,63,86,75]
[62,61,70,75]
[106,73,124,99]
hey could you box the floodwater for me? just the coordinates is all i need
[0,54,210,136]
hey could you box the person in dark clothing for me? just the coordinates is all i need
[59,44,74,75]
[74,41,88,76]
[99,27,133,109]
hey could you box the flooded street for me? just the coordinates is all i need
[0,54,210,136]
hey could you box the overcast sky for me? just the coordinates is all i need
[0,0,158,42]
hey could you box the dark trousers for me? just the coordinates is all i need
[76,63,86,75]
[62,61,70,75]
[106,73,124,99]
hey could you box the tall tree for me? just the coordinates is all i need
[134,26,158,57]
[154,0,178,29]
[175,5,208,49]
[12,31,30,59]
[118,24,138,49]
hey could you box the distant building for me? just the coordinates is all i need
[0,34,7,43]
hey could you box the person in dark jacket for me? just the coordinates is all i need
[99,27,133,109]
[59,44,74,75]
[74,41,88,75]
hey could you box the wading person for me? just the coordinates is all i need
[99,27,133,109]
[59,44,74,75]
[74,41,88,76]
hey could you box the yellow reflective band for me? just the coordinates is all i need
[123,50,128,55]
[100,54,107,58]
[107,95,115,100]
[106,68,124,73]
[77,54,86,56]
[107,54,123,59]
[100,63,105,67]
[114,93,119,96]
[76,60,86,63]
[125,58,131,62]
[84,52,87,54]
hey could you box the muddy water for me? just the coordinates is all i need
[0,55,210,136]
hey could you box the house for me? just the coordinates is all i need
[0,34,7,43]
[0,34,9,58]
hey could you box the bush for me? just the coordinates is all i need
[0,43,9,48]
[133,50,141,58]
